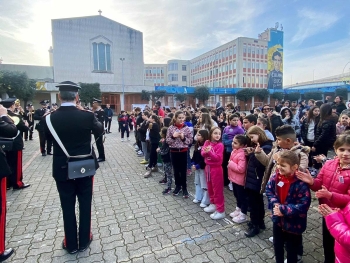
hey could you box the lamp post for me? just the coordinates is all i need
[343,61,350,75]
[120,58,125,111]
[313,69,315,83]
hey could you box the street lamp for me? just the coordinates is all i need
[120,58,125,110]
[343,61,350,75]
[313,69,315,83]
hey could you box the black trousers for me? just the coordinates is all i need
[55,176,93,250]
[232,183,248,214]
[94,133,105,160]
[105,119,112,132]
[5,150,24,189]
[121,125,129,138]
[47,137,53,154]
[246,188,265,226]
[273,223,302,263]
[171,151,187,189]
[0,177,6,254]
[222,151,231,186]
[303,139,314,167]
[322,217,335,263]
[148,143,158,168]
[24,123,34,140]
[38,130,46,153]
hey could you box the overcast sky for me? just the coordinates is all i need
[0,0,349,85]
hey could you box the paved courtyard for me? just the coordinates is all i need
[7,119,325,263]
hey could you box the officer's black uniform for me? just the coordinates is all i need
[34,100,51,155]
[24,104,34,140]
[44,81,103,254]
[92,98,105,162]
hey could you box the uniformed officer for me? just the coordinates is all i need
[34,100,51,156]
[24,104,35,141]
[0,104,16,261]
[44,81,103,254]
[92,98,106,162]
[0,98,30,190]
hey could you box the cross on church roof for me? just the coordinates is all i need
[98,9,102,16]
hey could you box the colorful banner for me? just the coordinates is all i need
[267,30,283,89]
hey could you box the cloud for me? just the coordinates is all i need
[291,8,339,45]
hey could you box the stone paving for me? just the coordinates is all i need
[6,118,325,263]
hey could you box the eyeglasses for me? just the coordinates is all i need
[263,108,270,111]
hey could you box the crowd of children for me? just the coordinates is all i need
[127,97,350,263]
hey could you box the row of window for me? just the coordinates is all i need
[145,68,164,74]
[192,75,268,87]
[243,45,267,55]
[243,61,267,70]
[168,74,187,82]
[168,63,187,71]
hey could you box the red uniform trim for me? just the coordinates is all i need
[0,177,7,254]
[16,151,24,188]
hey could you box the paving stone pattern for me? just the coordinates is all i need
[7,118,325,262]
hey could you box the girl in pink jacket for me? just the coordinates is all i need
[319,202,350,263]
[228,135,248,224]
[201,127,225,220]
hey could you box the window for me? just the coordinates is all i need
[252,47,255,55]
[243,44,247,53]
[252,62,255,69]
[233,46,237,54]
[247,61,251,69]
[233,76,237,84]
[233,62,236,69]
[243,61,246,68]
[182,65,187,71]
[229,47,233,56]
[256,63,259,70]
[168,63,178,71]
[229,63,233,70]
[182,76,187,82]
[256,48,260,55]
[259,76,263,84]
[248,46,251,54]
[92,42,111,71]
[168,74,178,81]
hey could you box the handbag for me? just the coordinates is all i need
[0,131,20,151]
[46,115,96,179]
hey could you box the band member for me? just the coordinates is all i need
[0,98,30,190]
[34,100,52,156]
[92,98,106,162]
[24,104,35,141]
[0,104,17,261]
[44,81,103,254]
[104,104,113,133]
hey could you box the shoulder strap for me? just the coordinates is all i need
[0,130,20,140]
[46,115,92,159]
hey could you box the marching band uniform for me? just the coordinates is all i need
[92,98,106,162]
[44,81,103,254]
[34,100,51,156]
[24,104,34,141]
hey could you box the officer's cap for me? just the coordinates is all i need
[56,81,81,92]
[27,103,33,107]
[0,97,16,108]
[92,98,102,104]
[39,100,50,105]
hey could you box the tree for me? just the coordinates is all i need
[174,93,188,103]
[285,92,300,102]
[193,86,210,104]
[303,91,323,101]
[150,90,166,103]
[335,87,348,99]
[271,92,284,101]
[79,83,101,104]
[236,88,254,103]
[255,89,269,102]
[141,90,151,101]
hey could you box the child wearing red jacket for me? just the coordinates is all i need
[201,127,225,220]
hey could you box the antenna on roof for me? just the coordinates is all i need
[98,9,102,16]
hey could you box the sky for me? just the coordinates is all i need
[0,0,350,85]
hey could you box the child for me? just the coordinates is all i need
[336,112,349,136]
[222,114,245,187]
[191,129,210,207]
[157,127,173,194]
[118,111,129,141]
[228,135,248,223]
[266,151,311,263]
[201,127,225,220]
[297,133,350,263]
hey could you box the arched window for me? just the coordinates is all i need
[92,42,111,71]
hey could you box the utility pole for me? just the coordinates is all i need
[120,58,125,111]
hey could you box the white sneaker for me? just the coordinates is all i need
[228,182,233,191]
[127,138,130,141]
[232,212,247,223]
[200,203,208,208]
[137,150,142,154]
[204,204,216,213]
[121,139,124,142]
[193,199,201,204]
[229,208,241,218]
[210,211,225,220]
[268,236,273,243]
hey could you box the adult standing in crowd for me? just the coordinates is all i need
[262,105,283,139]
[44,81,103,254]
[92,98,106,162]
[104,104,113,133]
[0,98,30,190]
[331,96,347,115]
[0,104,17,261]
[24,103,35,141]
[154,101,165,118]
[34,100,51,156]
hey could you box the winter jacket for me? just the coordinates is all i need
[325,202,350,263]
[256,143,310,194]
[300,116,320,143]
[222,125,245,152]
[118,115,128,125]
[310,158,350,208]
[149,123,160,145]
[331,102,347,115]
[201,141,224,167]
[159,139,171,163]
[191,146,206,170]
[268,113,284,139]
[245,140,273,192]
[227,148,247,186]
[266,172,311,235]
[136,112,143,127]
[280,107,300,135]
[336,123,347,136]
[138,120,148,142]
[166,124,193,149]
[314,119,336,150]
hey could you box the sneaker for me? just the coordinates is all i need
[173,186,182,196]
[284,255,302,263]
[127,138,130,141]
[140,160,149,164]
[159,178,167,184]
[228,182,233,191]
[151,167,158,172]
[143,167,152,178]
[204,204,216,213]
[137,150,143,154]
[229,208,241,218]
[162,188,171,195]
[183,189,189,198]
[121,139,124,142]
[232,212,247,224]
[210,211,225,220]
[193,199,201,204]
[200,203,209,208]
[137,153,144,157]
[268,236,273,243]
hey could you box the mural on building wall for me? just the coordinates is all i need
[267,30,283,89]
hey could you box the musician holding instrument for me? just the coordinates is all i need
[0,98,30,190]
[24,103,35,141]
[34,100,52,156]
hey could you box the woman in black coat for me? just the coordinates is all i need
[331,96,347,115]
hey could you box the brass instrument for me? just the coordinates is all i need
[8,115,20,125]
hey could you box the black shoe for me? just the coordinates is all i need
[42,152,46,156]
[159,178,167,184]
[173,186,182,196]
[62,240,78,254]
[97,158,105,162]
[247,221,266,230]
[0,248,14,262]
[47,152,53,155]
[79,235,93,252]
[29,138,33,140]
[13,184,30,191]
[25,139,28,141]
[244,224,260,238]
[108,131,112,133]
[182,189,189,198]
[162,188,171,195]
